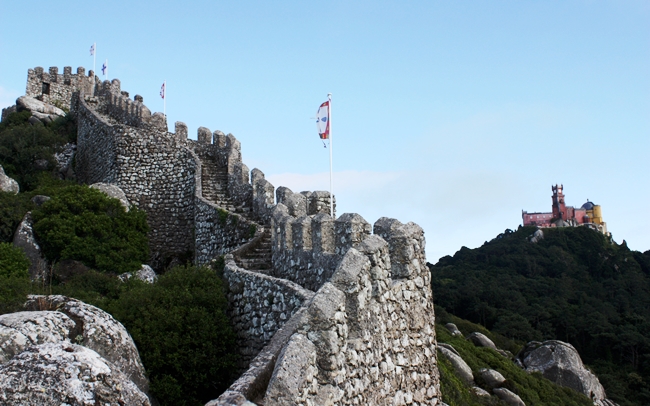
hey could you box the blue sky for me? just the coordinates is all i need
[1,1,648,262]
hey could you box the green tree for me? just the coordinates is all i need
[32,185,149,274]
[0,112,74,191]
[108,265,239,406]
[0,243,31,314]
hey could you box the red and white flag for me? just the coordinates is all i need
[160,82,165,99]
[316,101,330,139]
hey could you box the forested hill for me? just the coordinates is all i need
[428,226,650,405]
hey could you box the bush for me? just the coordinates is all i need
[108,265,239,406]
[0,191,34,243]
[0,243,31,314]
[0,112,73,191]
[32,185,149,274]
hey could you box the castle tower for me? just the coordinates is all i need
[552,184,567,220]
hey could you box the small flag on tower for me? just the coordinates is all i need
[160,82,165,99]
[90,43,95,56]
[316,101,330,140]
[101,60,108,76]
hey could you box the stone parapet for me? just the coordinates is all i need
[222,255,314,371]
[262,217,439,405]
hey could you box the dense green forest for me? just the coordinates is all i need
[0,111,238,406]
[429,225,650,405]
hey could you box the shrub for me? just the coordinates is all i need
[32,185,149,274]
[0,191,34,243]
[108,265,239,406]
[0,112,73,191]
[0,243,31,314]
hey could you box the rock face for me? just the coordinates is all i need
[518,340,606,401]
[16,95,66,123]
[89,182,130,211]
[0,164,19,194]
[0,311,75,363]
[23,295,149,395]
[0,343,150,406]
[12,212,48,280]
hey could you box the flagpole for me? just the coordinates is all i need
[163,81,166,117]
[93,43,96,74]
[328,93,333,218]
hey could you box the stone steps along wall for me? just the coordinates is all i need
[222,256,315,372]
[263,218,439,406]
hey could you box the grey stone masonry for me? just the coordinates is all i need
[223,255,314,371]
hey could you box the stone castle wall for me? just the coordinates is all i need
[19,65,441,405]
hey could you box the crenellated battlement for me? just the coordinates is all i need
[26,66,97,110]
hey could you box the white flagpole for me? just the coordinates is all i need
[93,43,96,74]
[163,81,166,117]
[328,93,333,218]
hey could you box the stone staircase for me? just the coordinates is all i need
[201,159,238,212]
[234,229,272,272]
[199,153,272,272]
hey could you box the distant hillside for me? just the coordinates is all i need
[428,226,650,406]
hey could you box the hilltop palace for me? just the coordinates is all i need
[522,184,608,235]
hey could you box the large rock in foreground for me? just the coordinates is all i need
[0,342,150,406]
[23,295,149,394]
[518,340,606,401]
[0,311,74,364]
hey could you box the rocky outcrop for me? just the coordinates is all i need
[439,345,474,384]
[466,332,498,351]
[90,182,130,211]
[54,143,76,179]
[0,343,150,405]
[23,295,149,395]
[0,164,19,194]
[518,340,607,402]
[16,95,66,124]
[493,387,525,406]
[1,105,17,121]
[445,323,462,337]
[12,212,48,280]
[478,368,506,388]
[119,264,158,284]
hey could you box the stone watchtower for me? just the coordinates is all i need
[551,184,567,220]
